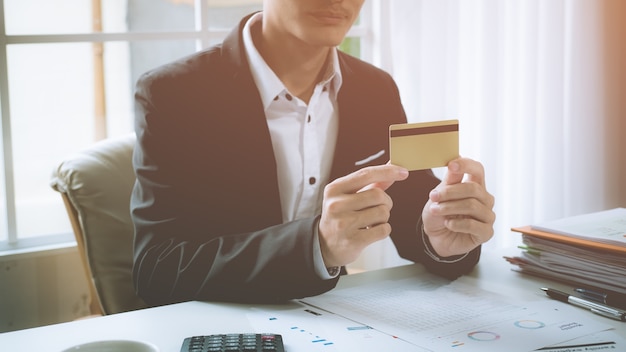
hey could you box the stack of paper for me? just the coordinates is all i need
[505,208,626,295]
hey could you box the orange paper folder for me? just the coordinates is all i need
[511,226,626,254]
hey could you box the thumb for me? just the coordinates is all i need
[444,160,464,185]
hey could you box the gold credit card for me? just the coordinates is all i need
[389,119,459,171]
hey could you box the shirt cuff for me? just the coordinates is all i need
[420,218,469,264]
[313,219,340,279]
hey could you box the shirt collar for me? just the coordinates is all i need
[242,12,343,111]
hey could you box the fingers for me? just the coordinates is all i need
[444,157,486,187]
[329,164,409,194]
[431,182,495,209]
[423,194,496,257]
[435,157,491,208]
[430,197,496,228]
[325,187,394,228]
[424,157,496,255]
[319,164,408,267]
[324,165,403,229]
[443,215,495,241]
[429,176,496,231]
[357,222,392,245]
[319,199,394,267]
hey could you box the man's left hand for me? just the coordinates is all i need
[421,157,496,258]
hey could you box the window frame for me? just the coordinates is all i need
[0,0,380,254]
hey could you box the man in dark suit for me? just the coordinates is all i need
[131,0,496,306]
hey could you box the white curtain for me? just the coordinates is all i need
[349,0,626,272]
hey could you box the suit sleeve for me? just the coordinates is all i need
[131,66,338,306]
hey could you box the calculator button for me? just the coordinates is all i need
[180,333,284,352]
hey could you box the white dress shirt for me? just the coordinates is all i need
[242,13,342,278]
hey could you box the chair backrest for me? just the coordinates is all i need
[50,133,147,315]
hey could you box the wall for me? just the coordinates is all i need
[603,0,626,206]
[0,247,91,332]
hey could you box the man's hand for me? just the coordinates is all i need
[318,164,409,268]
[422,158,496,258]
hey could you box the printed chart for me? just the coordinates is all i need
[303,277,613,352]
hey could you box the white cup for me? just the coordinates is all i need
[61,340,159,352]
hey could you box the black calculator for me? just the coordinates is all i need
[180,333,285,352]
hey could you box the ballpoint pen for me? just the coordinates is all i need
[574,288,626,310]
[541,287,626,322]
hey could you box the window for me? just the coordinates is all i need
[0,0,374,252]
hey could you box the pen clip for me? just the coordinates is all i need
[575,288,607,303]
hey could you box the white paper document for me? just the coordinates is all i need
[531,207,626,247]
[302,276,614,352]
[247,303,430,351]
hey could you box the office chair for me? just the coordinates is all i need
[50,133,147,315]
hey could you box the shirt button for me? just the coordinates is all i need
[309,177,316,185]
[307,115,311,123]
[285,93,293,101]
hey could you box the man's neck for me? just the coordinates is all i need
[253,22,332,103]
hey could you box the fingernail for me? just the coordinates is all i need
[429,189,439,201]
[449,161,460,172]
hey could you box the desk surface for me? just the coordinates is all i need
[1,249,624,351]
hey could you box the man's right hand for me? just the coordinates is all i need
[318,164,409,268]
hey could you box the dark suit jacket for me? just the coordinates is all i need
[131,15,480,306]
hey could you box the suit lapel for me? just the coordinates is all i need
[213,18,284,229]
[331,53,389,181]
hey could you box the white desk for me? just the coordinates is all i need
[1,250,624,351]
